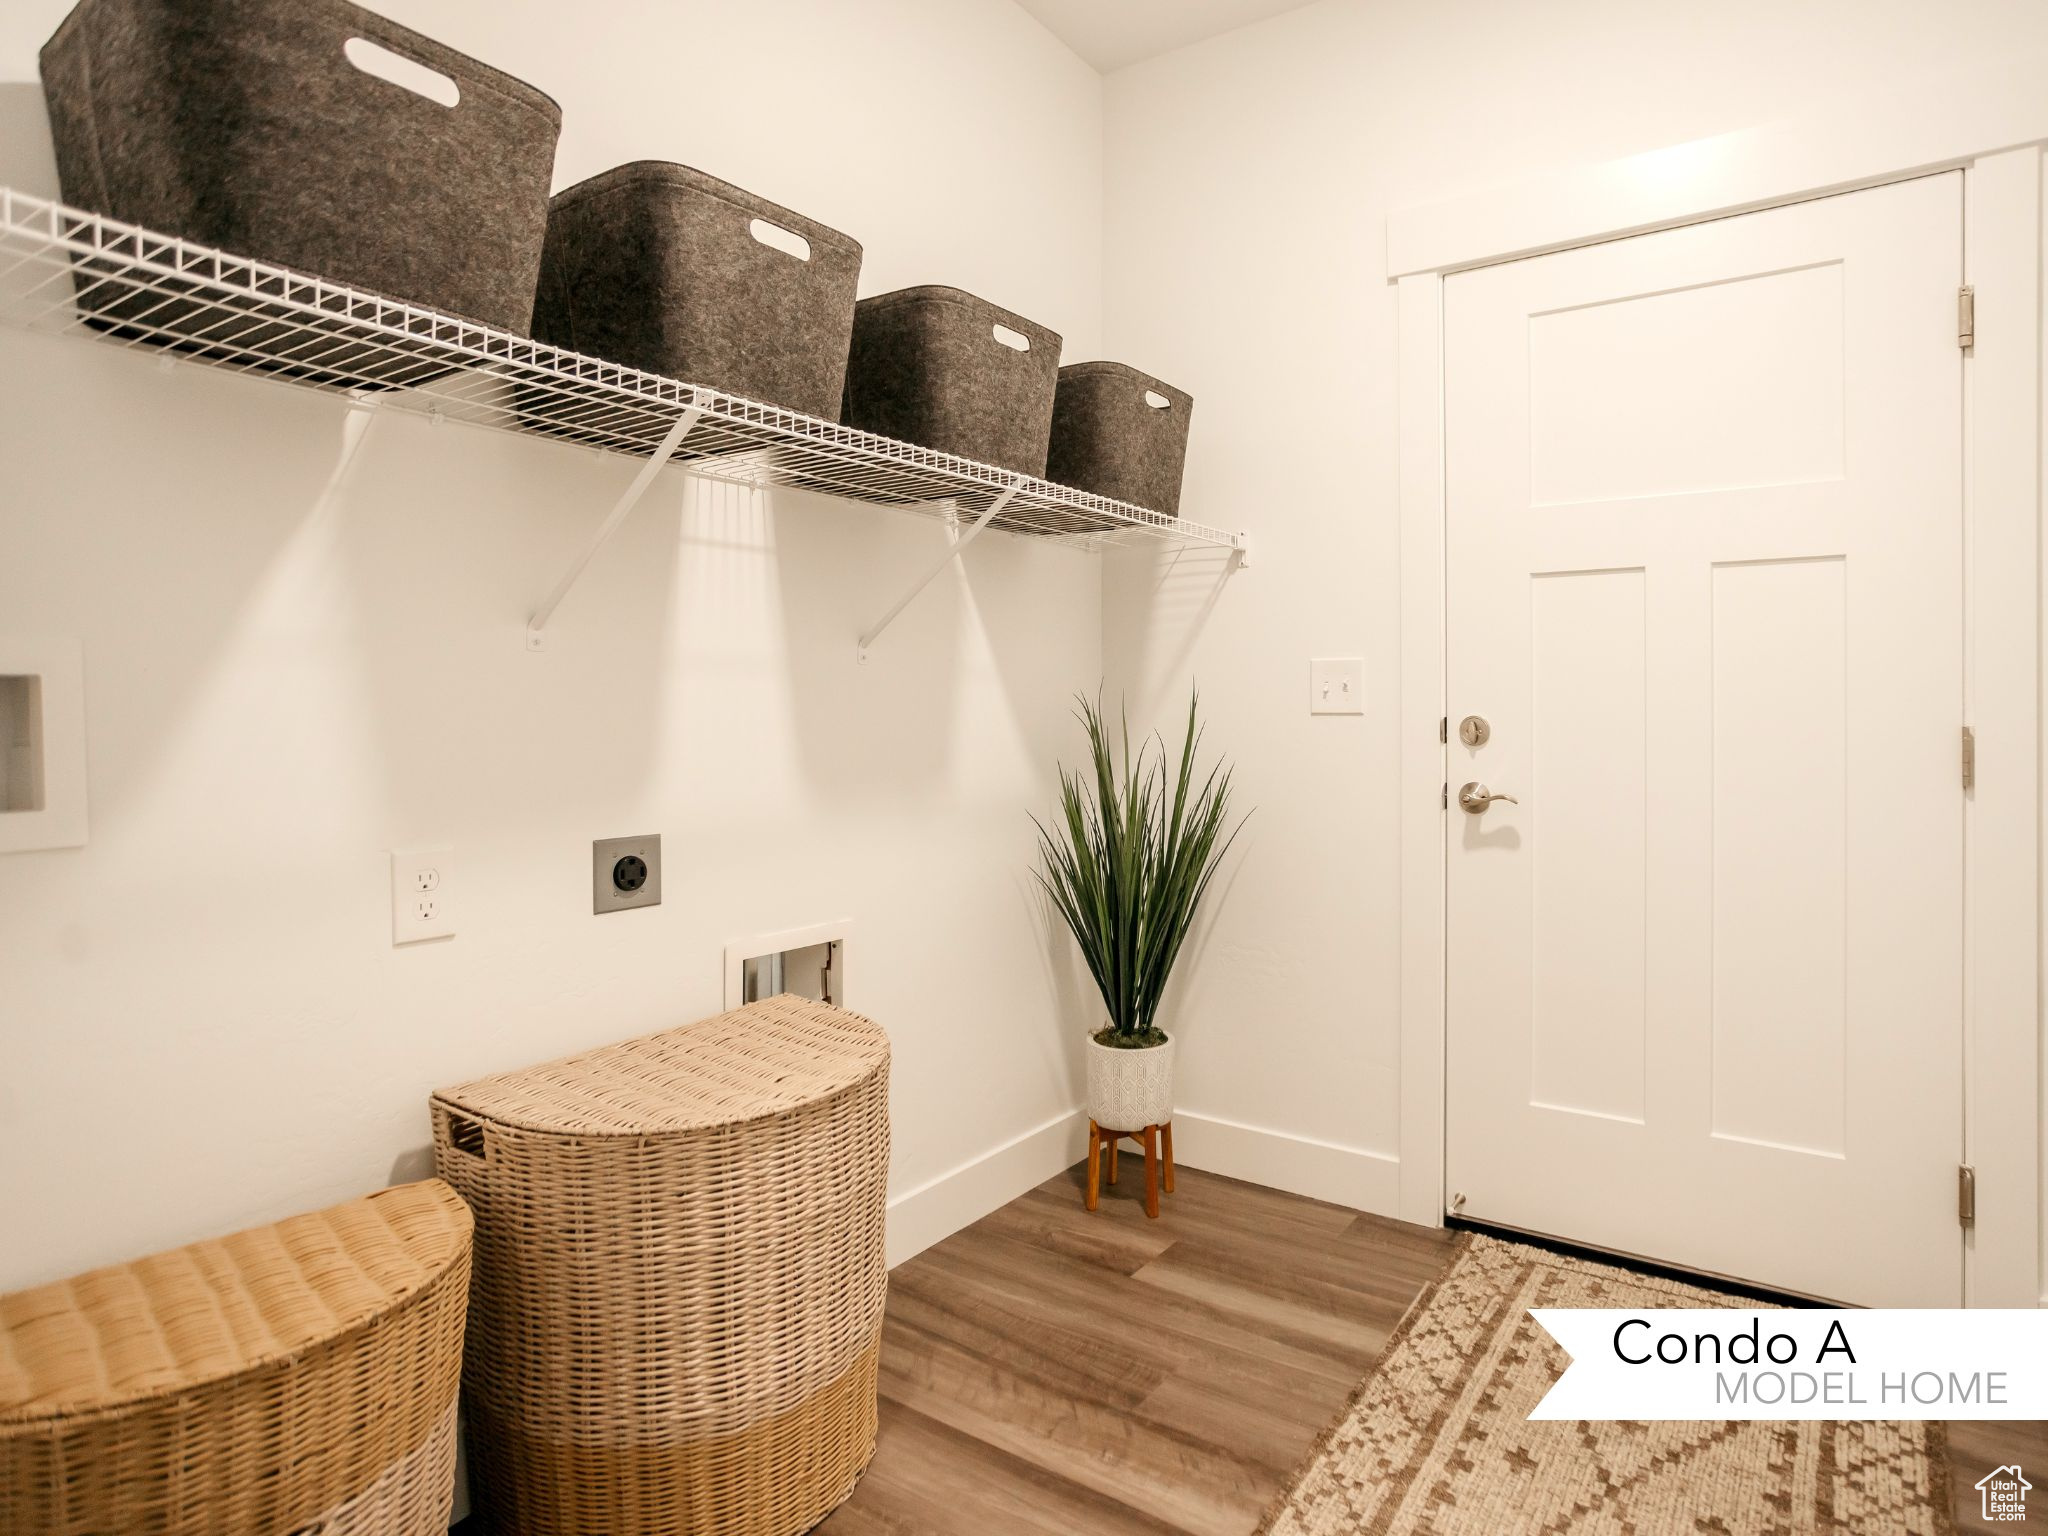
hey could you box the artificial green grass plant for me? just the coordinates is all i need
[1034,690,1244,1049]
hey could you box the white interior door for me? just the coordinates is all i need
[1442,173,1964,1307]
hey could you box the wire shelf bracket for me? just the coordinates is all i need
[526,400,703,651]
[856,476,1024,661]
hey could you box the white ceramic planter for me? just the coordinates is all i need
[1085,1029,1176,1129]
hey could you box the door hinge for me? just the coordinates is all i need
[1958,1164,1976,1228]
[1958,285,1975,349]
[1442,782,1448,810]
[1961,725,1976,791]
[1440,716,1448,744]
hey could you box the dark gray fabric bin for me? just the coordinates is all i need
[842,286,1061,478]
[1047,362,1193,520]
[40,0,561,382]
[532,163,862,421]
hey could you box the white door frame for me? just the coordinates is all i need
[1394,80,2044,1308]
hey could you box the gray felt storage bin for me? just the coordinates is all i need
[842,287,1061,477]
[40,0,561,380]
[533,163,862,421]
[1047,362,1194,519]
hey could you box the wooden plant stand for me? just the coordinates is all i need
[1085,1118,1175,1218]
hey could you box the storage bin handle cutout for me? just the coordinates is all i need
[344,37,461,108]
[443,1110,486,1159]
[747,218,813,262]
[991,323,1031,352]
[1144,389,1172,409]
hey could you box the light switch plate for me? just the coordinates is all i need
[594,833,661,914]
[392,848,455,944]
[1310,658,1365,715]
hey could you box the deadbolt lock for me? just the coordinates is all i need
[1458,715,1490,747]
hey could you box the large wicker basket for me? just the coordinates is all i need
[0,1179,472,1535]
[432,994,891,1536]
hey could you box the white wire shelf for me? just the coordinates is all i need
[0,185,1245,553]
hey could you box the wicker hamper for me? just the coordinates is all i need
[432,994,891,1536]
[1047,361,1194,520]
[534,162,863,421]
[842,285,1062,477]
[0,1179,473,1536]
[39,0,561,382]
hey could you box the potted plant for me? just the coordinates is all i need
[1034,690,1243,1132]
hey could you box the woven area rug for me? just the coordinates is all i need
[1259,1233,1952,1536]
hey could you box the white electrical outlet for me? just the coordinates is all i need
[1310,658,1366,715]
[392,848,455,944]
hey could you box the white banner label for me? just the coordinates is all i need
[1528,1309,2048,1421]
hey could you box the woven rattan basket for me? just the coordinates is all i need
[432,994,891,1536]
[0,1179,472,1535]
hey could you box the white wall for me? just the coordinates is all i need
[0,0,1105,1291]
[11,0,2044,1302]
[1100,0,2048,1221]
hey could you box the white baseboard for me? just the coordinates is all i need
[1170,1109,1401,1216]
[886,1107,1087,1268]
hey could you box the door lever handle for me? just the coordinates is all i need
[1458,782,1518,814]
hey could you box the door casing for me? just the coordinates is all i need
[1394,125,2044,1309]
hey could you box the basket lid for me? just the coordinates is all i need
[0,1180,471,1424]
[432,995,890,1137]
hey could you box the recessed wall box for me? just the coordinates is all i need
[0,638,86,853]
[723,921,852,1009]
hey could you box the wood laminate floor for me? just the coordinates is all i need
[821,1162,2048,1536]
